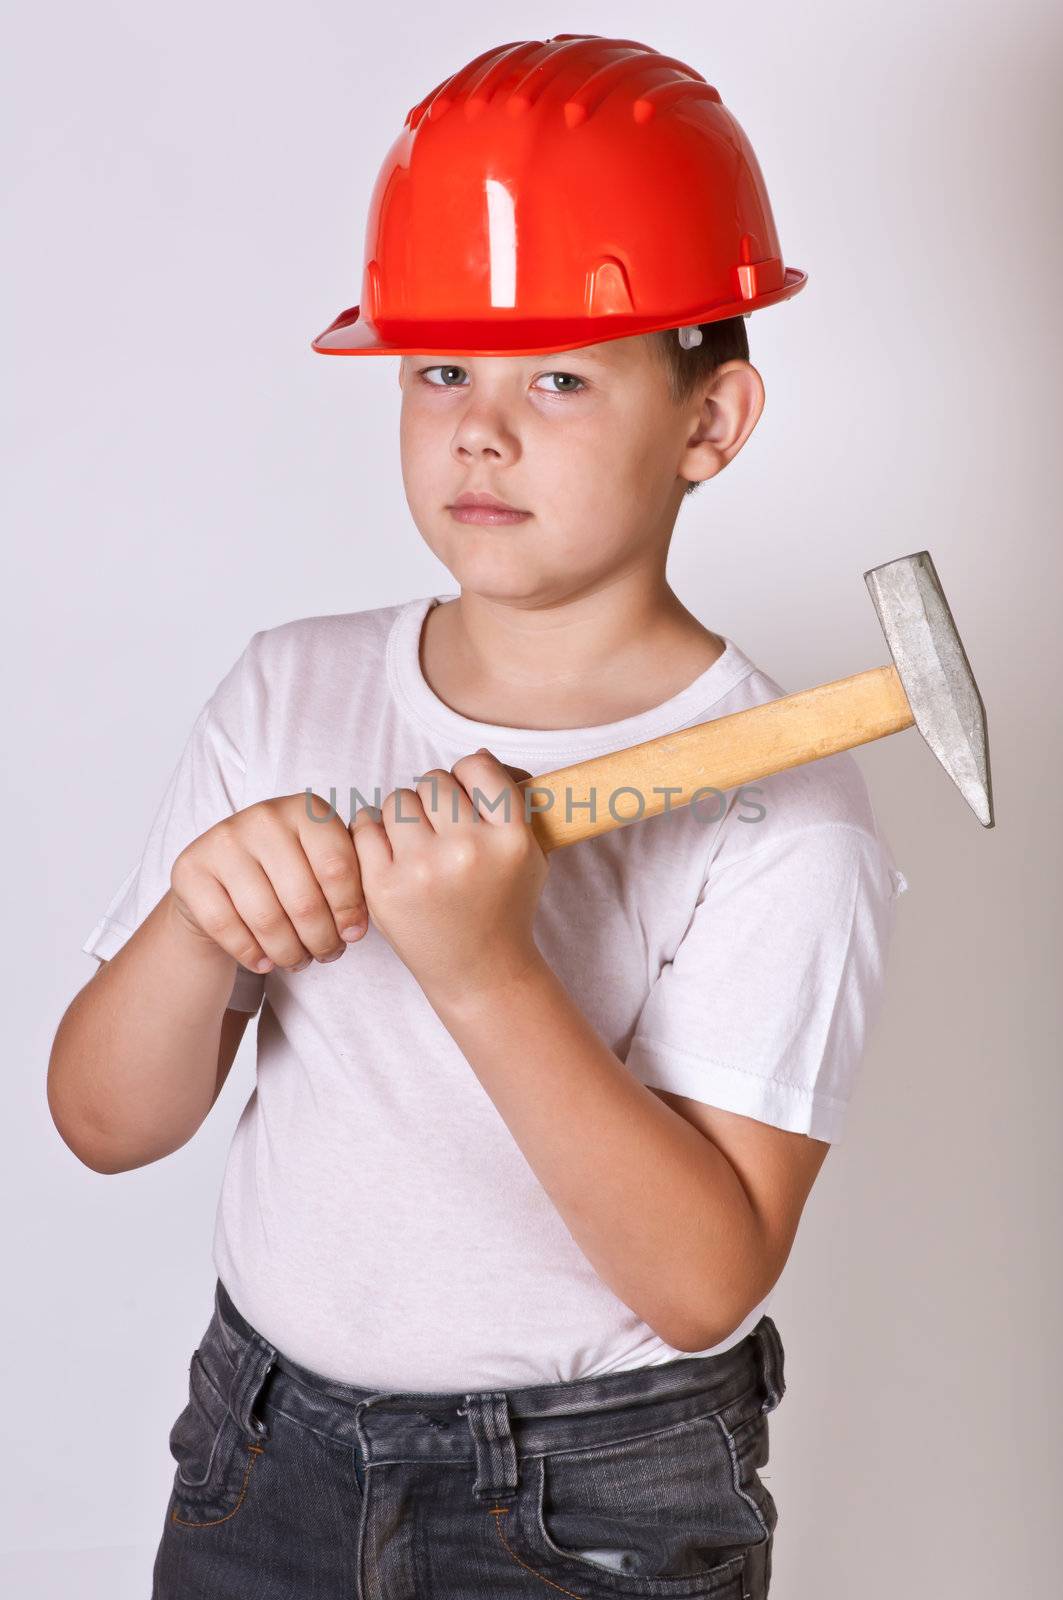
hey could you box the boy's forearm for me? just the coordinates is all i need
[48,893,239,1174]
[422,953,769,1352]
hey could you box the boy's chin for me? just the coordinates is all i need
[437,561,563,606]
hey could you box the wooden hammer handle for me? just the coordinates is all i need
[520,664,914,853]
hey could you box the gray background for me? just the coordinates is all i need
[6,1,1061,1592]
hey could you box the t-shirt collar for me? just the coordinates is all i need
[386,592,757,764]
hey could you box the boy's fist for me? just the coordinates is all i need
[169,793,367,975]
[349,748,549,1006]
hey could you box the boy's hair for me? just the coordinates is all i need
[647,317,751,496]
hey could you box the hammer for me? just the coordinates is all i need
[517,550,994,852]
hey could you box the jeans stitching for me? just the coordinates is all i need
[170,1439,267,1529]
[489,1504,587,1598]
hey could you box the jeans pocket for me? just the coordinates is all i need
[509,1402,773,1598]
[166,1344,266,1528]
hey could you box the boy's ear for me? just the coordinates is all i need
[679,360,765,491]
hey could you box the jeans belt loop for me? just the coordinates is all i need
[228,1332,278,1441]
[461,1391,520,1502]
[755,1317,786,1413]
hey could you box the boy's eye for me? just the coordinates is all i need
[534,372,586,395]
[416,366,586,395]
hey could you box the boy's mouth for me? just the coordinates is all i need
[449,491,531,526]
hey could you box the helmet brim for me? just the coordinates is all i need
[310,269,807,357]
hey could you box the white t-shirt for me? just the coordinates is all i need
[82,592,908,1390]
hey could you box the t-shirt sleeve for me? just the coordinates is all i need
[624,822,908,1143]
[80,635,267,1015]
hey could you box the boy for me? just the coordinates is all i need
[50,34,907,1598]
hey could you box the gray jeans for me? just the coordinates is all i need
[152,1276,786,1598]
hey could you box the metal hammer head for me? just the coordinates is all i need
[864,550,994,827]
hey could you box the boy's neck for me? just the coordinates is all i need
[419,586,726,732]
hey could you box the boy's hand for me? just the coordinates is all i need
[169,793,368,974]
[350,749,549,1005]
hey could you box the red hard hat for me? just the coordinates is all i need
[311,34,806,358]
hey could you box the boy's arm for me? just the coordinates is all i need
[647,1084,829,1296]
[351,751,832,1352]
[354,753,894,1350]
[425,955,825,1352]
[88,958,251,1111]
[49,892,243,1174]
